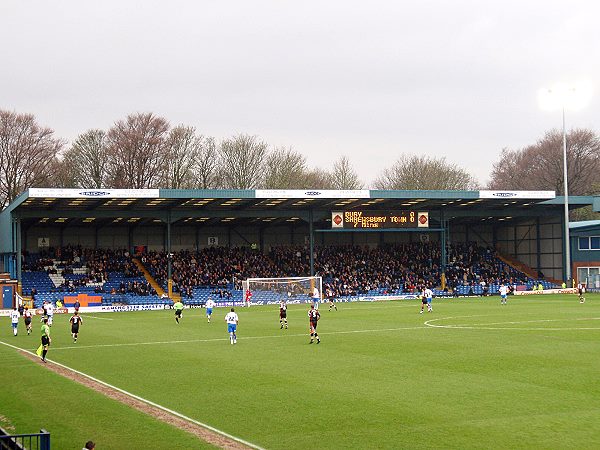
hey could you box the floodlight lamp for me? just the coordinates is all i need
[538,81,593,112]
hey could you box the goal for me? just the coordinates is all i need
[16,291,34,309]
[242,276,322,306]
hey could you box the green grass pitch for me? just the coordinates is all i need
[2,294,600,449]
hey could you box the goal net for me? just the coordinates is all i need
[242,276,322,306]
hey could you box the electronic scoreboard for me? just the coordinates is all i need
[331,211,429,229]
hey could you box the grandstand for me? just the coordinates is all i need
[1,187,598,307]
[16,243,546,307]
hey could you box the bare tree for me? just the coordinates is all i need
[330,155,363,189]
[262,147,308,189]
[218,134,268,189]
[61,129,109,188]
[302,167,335,189]
[374,154,478,190]
[162,126,203,189]
[106,113,170,189]
[49,156,78,188]
[489,129,600,195]
[572,178,600,221]
[487,148,527,190]
[193,136,221,189]
[0,110,64,208]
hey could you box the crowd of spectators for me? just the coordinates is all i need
[444,243,528,292]
[23,246,151,296]
[112,280,156,296]
[25,246,140,277]
[139,242,531,298]
[22,256,55,272]
[211,288,233,299]
[23,242,533,298]
[143,247,283,296]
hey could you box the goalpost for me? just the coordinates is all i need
[15,291,34,309]
[242,276,323,306]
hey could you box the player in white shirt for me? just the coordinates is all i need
[205,298,215,323]
[225,308,239,344]
[10,308,19,336]
[46,302,55,326]
[499,284,509,305]
[312,287,321,310]
[420,287,433,313]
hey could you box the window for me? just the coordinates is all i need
[578,236,600,250]
[578,266,600,284]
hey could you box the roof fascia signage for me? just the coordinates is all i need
[479,190,555,199]
[255,189,370,199]
[28,188,160,198]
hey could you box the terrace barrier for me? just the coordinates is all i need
[0,428,50,450]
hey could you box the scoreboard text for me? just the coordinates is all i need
[331,211,429,229]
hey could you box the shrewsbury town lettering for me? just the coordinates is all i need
[342,211,418,228]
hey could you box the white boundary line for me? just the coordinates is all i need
[0,339,265,450]
[424,316,600,331]
[44,325,430,351]
[84,315,114,320]
[446,317,600,327]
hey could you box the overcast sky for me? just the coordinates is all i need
[1,0,598,186]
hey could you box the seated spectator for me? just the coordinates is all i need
[21,242,536,302]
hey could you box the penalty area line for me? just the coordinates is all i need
[0,339,265,450]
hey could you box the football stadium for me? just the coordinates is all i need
[1,187,600,449]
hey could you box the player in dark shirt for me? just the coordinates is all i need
[23,308,33,335]
[308,304,320,344]
[577,283,585,303]
[69,311,83,343]
[327,288,337,311]
[279,300,288,329]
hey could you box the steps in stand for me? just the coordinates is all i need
[496,252,560,285]
[132,258,180,300]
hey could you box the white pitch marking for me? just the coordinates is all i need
[39,325,430,351]
[445,317,600,327]
[0,339,265,450]
[427,326,600,331]
[424,316,600,331]
[84,315,114,320]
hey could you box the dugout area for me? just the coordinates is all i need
[1,187,599,296]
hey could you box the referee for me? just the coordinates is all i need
[173,300,184,324]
